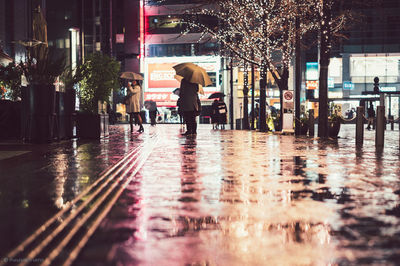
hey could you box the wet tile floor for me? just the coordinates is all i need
[76,124,400,265]
[0,125,149,256]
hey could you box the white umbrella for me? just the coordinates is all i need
[120,71,144,80]
[173,63,212,87]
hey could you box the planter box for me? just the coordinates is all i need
[328,120,341,138]
[22,84,56,143]
[0,100,21,139]
[298,122,309,135]
[77,113,109,139]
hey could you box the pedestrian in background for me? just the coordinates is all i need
[177,97,184,127]
[148,101,158,126]
[211,99,219,129]
[126,80,144,133]
[217,97,227,129]
[366,102,375,130]
[179,78,200,135]
[250,103,260,129]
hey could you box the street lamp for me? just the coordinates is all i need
[69,27,80,75]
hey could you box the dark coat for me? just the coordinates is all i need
[179,79,199,112]
[217,100,227,124]
[211,100,219,123]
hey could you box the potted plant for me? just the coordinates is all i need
[0,62,24,139]
[74,52,120,139]
[20,47,65,143]
[0,61,23,101]
[299,112,309,135]
[328,103,342,138]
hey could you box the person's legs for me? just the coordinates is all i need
[367,118,372,130]
[135,113,144,132]
[150,111,156,125]
[192,112,197,134]
[129,113,134,133]
[183,111,192,134]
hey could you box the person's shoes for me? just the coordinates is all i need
[182,131,191,135]
[138,126,144,132]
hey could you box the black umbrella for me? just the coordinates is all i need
[208,92,225,99]
[172,88,180,95]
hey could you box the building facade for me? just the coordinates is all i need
[304,0,400,120]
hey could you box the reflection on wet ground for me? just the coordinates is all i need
[0,126,147,256]
[77,125,400,265]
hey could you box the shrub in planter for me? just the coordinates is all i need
[328,103,342,138]
[74,53,120,139]
[0,62,23,101]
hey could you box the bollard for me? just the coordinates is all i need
[308,109,315,137]
[375,106,385,148]
[356,106,364,145]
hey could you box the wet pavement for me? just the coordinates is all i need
[1,124,400,265]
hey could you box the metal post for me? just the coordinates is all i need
[251,53,255,130]
[380,93,385,107]
[376,106,385,148]
[356,106,364,145]
[230,57,234,130]
[308,109,315,137]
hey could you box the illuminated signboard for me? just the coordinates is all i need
[145,56,220,92]
[343,81,354,90]
[306,80,318,90]
[380,87,397,92]
[144,56,221,102]
[328,78,334,88]
[306,62,318,80]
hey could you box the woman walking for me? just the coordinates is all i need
[126,80,144,133]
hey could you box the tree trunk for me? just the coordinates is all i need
[259,66,267,132]
[318,2,331,138]
[243,64,250,130]
[271,67,288,131]
[295,13,302,136]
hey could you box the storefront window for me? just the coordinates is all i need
[350,55,400,84]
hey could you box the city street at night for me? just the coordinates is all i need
[1,124,400,265]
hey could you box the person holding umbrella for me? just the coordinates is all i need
[173,63,212,136]
[217,97,227,129]
[178,79,201,135]
[120,72,144,133]
[208,92,226,129]
[126,80,144,133]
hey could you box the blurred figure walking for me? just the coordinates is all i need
[147,101,158,126]
[217,98,227,129]
[211,99,219,129]
[366,102,375,130]
[179,79,200,135]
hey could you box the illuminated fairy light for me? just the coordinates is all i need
[167,0,354,92]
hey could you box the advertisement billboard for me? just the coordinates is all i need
[144,56,220,94]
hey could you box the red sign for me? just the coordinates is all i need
[306,80,318,90]
[145,92,176,101]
